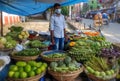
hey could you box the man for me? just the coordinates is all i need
[102,12,109,25]
[50,3,67,50]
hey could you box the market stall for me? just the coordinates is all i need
[1,0,120,81]
[0,25,120,81]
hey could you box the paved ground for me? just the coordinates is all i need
[70,19,120,43]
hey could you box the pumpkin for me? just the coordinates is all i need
[69,42,76,47]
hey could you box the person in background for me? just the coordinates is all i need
[21,16,26,22]
[93,12,103,27]
[102,12,109,24]
[50,3,68,50]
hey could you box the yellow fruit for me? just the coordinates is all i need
[25,31,29,35]
[24,35,28,39]
[25,31,29,37]
[21,31,26,36]
[69,42,76,47]
[18,35,23,39]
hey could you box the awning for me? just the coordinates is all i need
[0,0,88,16]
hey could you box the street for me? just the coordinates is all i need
[80,19,120,43]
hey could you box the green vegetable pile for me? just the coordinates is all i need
[15,48,40,56]
[8,61,47,79]
[27,40,47,48]
[49,56,81,73]
[8,26,23,32]
[43,53,66,58]
[6,26,23,39]
[68,36,112,62]
[0,36,17,49]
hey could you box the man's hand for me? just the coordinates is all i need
[65,35,69,42]
[51,39,55,45]
[50,30,55,45]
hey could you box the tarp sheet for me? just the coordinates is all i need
[0,0,88,16]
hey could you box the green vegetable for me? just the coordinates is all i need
[44,53,66,58]
[16,48,40,56]
[29,40,47,48]
[9,26,23,32]
[68,36,112,62]
[64,56,72,64]
[49,56,80,72]
[50,62,58,69]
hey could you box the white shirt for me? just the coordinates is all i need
[50,14,66,38]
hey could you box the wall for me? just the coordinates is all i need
[1,12,20,26]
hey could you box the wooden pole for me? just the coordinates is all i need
[0,11,3,36]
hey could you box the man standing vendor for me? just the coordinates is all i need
[50,3,68,50]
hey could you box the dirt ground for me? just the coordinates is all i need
[3,19,50,35]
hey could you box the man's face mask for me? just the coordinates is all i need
[55,9,61,14]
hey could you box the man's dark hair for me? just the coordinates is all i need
[54,3,61,8]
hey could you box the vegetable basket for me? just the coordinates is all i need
[0,48,13,55]
[87,72,118,81]
[10,53,39,62]
[7,71,45,81]
[40,50,66,62]
[27,36,39,41]
[85,67,119,81]
[48,66,84,81]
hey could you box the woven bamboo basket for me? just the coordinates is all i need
[27,36,40,41]
[85,67,119,81]
[10,54,39,62]
[0,48,13,55]
[0,48,13,52]
[48,66,84,81]
[7,71,45,81]
[40,51,65,62]
[87,72,117,81]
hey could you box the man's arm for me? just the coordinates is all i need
[50,16,55,45]
[50,30,54,44]
[63,16,68,41]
